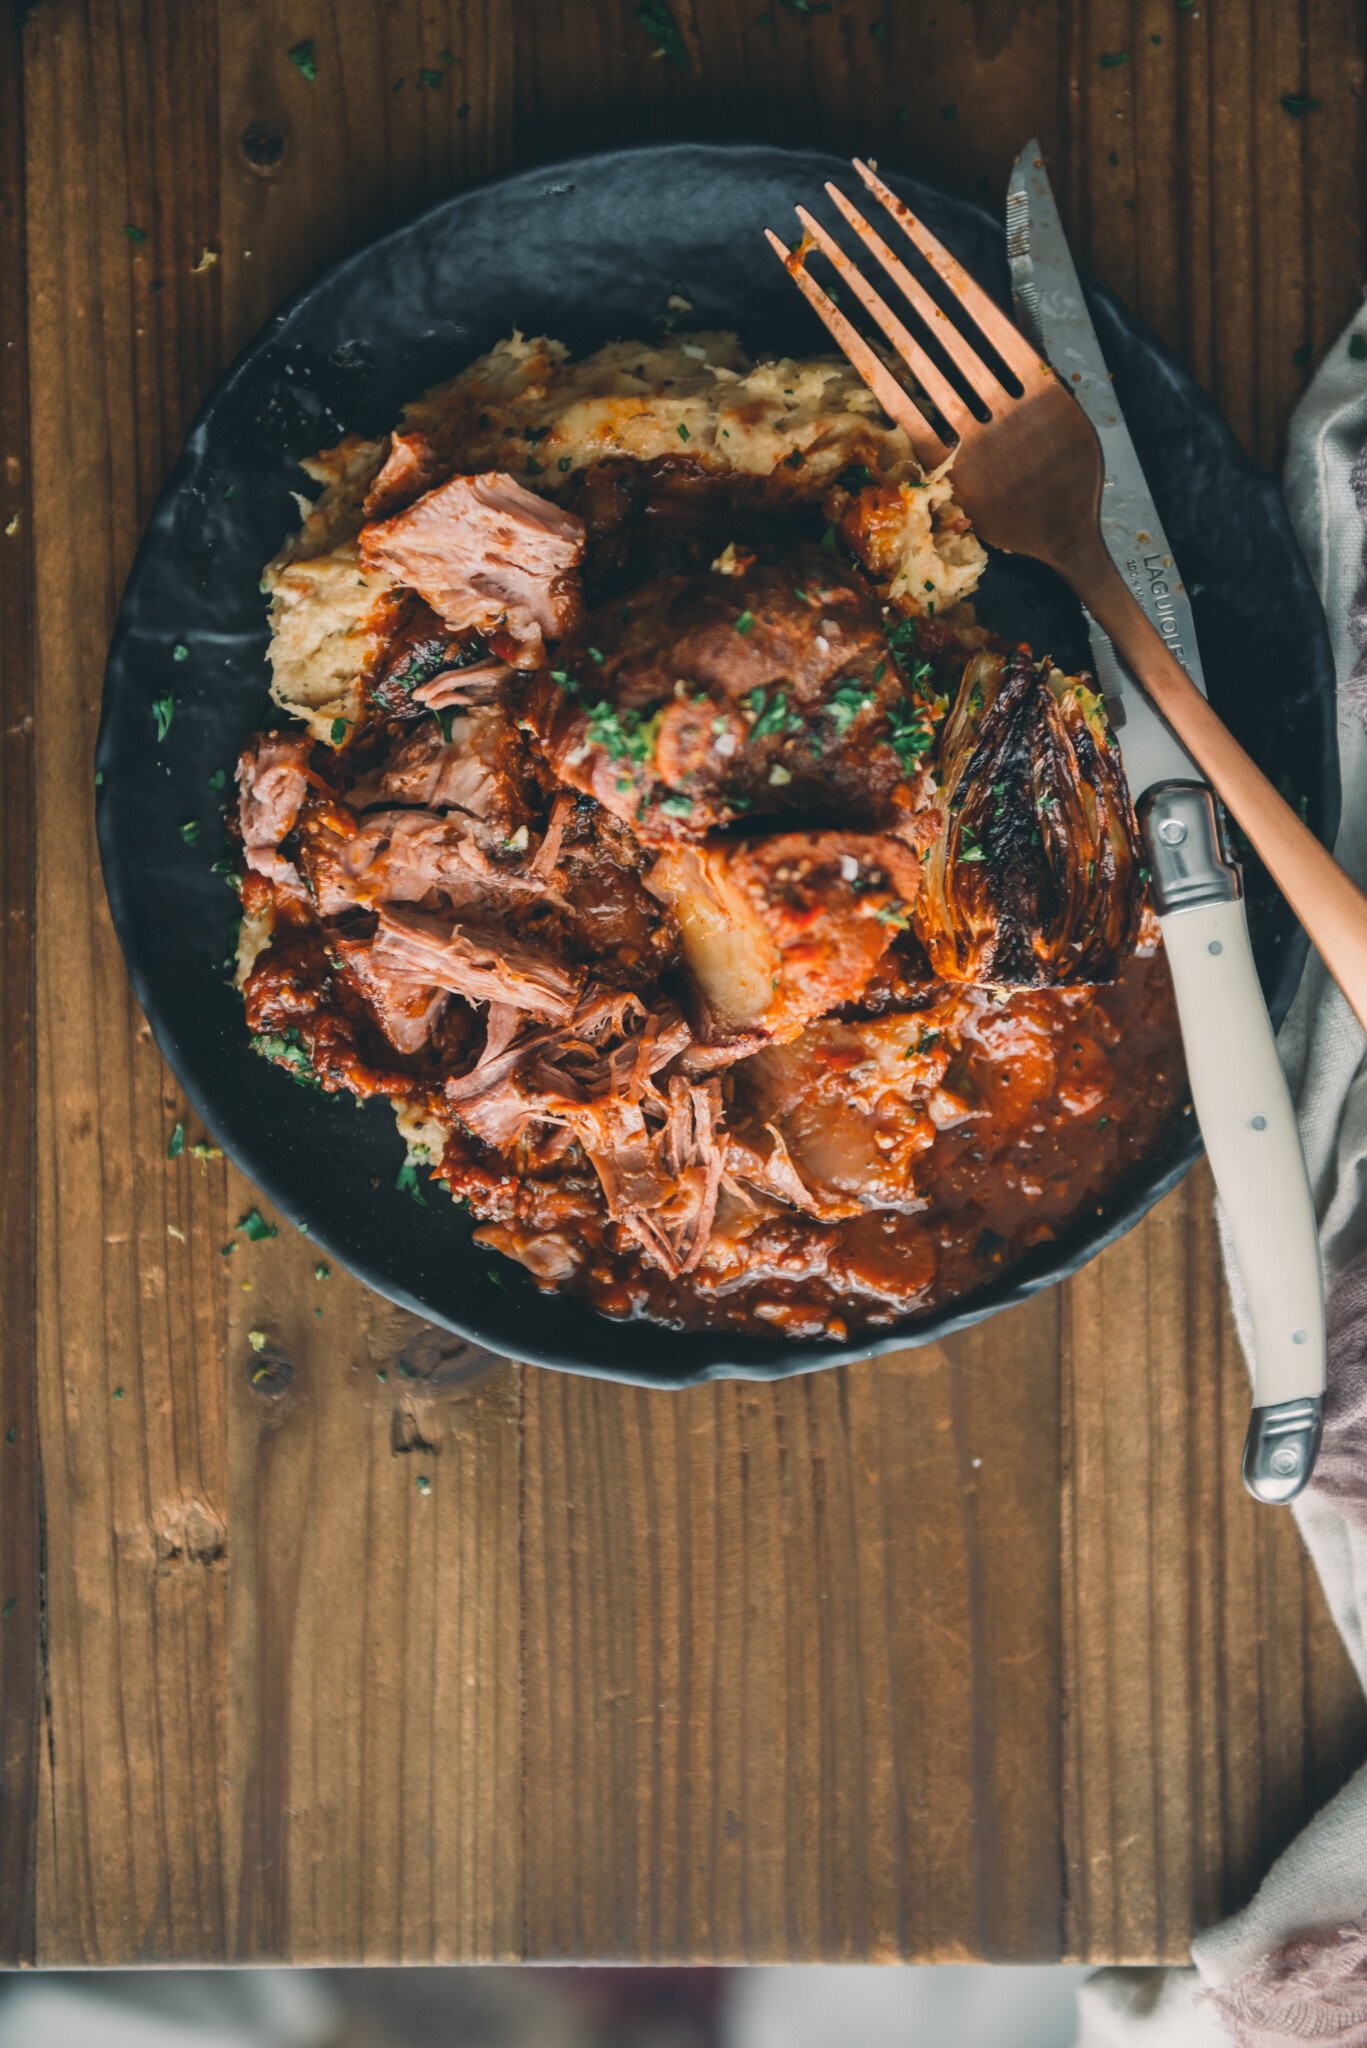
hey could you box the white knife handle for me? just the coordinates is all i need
[1140,785,1324,1504]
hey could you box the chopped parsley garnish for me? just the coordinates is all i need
[396,1161,429,1205]
[768,763,792,786]
[314,1263,330,1281]
[549,668,580,694]
[288,38,317,80]
[660,793,695,816]
[180,820,199,844]
[330,717,348,743]
[167,1122,185,1159]
[784,446,806,468]
[819,524,839,554]
[748,688,792,738]
[123,223,147,245]
[238,1207,278,1241]
[1099,49,1129,67]
[251,1029,321,1088]
[839,462,874,491]
[585,700,662,763]
[733,609,756,635]
[152,694,174,742]
[827,681,874,735]
[874,902,909,927]
[207,768,226,793]
[906,1027,940,1058]
[524,424,550,441]
[887,697,935,767]
[558,455,573,471]
[173,642,189,662]
[434,706,456,742]
[677,423,691,441]
[587,646,605,664]
[636,0,689,68]
[958,827,986,862]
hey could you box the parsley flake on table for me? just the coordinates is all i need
[238,1208,278,1241]
[419,65,443,87]
[635,0,689,68]
[1280,92,1322,116]
[1100,49,1129,67]
[167,1122,185,1159]
[288,39,317,81]
[152,694,174,742]
[123,222,147,245]
[734,609,756,635]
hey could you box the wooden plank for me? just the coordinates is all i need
[7,0,1367,1968]
[520,1300,1064,1963]
[0,0,41,1975]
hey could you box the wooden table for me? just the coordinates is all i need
[3,0,1365,1970]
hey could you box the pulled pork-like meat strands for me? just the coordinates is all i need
[237,732,312,886]
[360,470,585,658]
[527,548,936,842]
[913,651,1142,988]
[373,904,583,1020]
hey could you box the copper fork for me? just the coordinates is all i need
[768,160,1367,1034]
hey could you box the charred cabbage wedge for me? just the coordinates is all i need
[913,651,1143,987]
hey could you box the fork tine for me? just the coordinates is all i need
[852,158,1047,387]
[795,203,977,437]
[763,229,950,470]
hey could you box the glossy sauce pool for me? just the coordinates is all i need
[573,942,1188,1340]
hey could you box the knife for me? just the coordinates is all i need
[1004,140,1323,1504]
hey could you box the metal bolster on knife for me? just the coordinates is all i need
[1138,783,1240,914]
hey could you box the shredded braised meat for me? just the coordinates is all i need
[234,428,1185,1341]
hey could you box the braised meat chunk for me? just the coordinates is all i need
[359,470,585,659]
[649,830,925,1058]
[526,549,940,842]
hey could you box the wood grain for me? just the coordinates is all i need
[3,0,1365,1967]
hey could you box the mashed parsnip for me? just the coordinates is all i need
[262,330,985,744]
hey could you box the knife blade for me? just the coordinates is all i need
[1003,139,1324,1504]
[1004,145,1205,798]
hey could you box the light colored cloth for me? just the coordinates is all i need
[1079,302,1367,2045]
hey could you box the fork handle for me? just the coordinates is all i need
[1067,533,1367,1035]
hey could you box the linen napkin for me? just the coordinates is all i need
[1078,301,1367,2045]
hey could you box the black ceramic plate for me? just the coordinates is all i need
[98,142,1337,1386]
